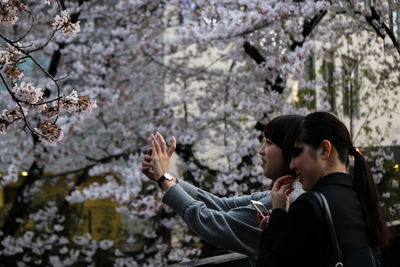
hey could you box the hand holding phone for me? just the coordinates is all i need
[251,200,269,217]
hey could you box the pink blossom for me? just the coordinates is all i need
[0,2,19,25]
[0,49,9,64]
[4,63,24,82]
[0,108,23,134]
[6,44,21,63]
[35,121,64,145]
[52,10,80,37]
[12,82,43,104]
[61,90,79,113]
[76,95,97,113]
[0,110,12,134]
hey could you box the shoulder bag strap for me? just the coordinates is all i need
[311,191,343,261]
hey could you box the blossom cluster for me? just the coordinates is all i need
[76,95,97,113]
[367,148,393,184]
[34,121,64,145]
[0,108,24,134]
[0,2,86,145]
[363,148,400,217]
[1,86,97,144]
[0,201,120,266]
[52,10,81,37]
[0,0,25,25]
[0,44,24,83]
[12,82,44,104]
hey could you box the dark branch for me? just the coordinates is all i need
[243,41,264,64]
[243,11,327,95]
[290,10,327,50]
[365,6,400,54]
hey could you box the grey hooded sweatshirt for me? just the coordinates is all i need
[162,178,304,266]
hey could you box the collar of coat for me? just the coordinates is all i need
[311,172,354,191]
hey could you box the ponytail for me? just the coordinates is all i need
[349,147,391,248]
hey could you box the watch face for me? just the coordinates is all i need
[164,173,173,180]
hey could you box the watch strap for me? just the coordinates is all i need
[157,173,174,188]
[157,175,167,188]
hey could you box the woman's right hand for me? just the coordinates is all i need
[151,132,176,180]
[271,175,295,212]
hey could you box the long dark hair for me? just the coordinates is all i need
[264,114,303,174]
[285,111,390,248]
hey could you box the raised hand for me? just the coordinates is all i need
[151,132,176,180]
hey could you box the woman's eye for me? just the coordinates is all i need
[262,137,272,145]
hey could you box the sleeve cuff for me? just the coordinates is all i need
[162,183,196,217]
[268,208,288,225]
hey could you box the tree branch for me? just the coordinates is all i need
[364,6,400,55]
[243,11,327,94]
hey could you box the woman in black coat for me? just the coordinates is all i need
[256,112,390,267]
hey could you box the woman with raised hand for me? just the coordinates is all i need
[257,111,390,267]
[141,115,304,266]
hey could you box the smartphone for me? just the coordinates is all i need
[251,200,269,217]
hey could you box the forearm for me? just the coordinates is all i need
[175,177,199,198]
[175,177,268,211]
[163,184,262,255]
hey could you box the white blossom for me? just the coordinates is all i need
[99,240,114,250]
[52,11,80,38]
[12,82,43,104]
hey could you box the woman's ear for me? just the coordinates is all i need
[319,140,332,160]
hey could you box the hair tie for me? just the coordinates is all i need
[349,146,358,155]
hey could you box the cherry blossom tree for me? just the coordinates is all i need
[0,0,399,266]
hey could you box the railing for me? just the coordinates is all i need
[167,221,400,267]
[167,252,250,267]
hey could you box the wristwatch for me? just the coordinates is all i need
[157,173,174,188]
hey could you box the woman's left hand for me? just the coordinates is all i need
[271,175,295,212]
[257,210,271,230]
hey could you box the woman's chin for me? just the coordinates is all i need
[301,183,310,191]
[265,173,279,181]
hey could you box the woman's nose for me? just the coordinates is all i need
[258,144,265,155]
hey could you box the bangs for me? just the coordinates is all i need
[283,119,303,157]
[263,115,303,149]
[263,119,281,146]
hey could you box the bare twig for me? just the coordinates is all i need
[14,8,35,43]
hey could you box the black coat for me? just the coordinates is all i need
[257,172,371,267]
